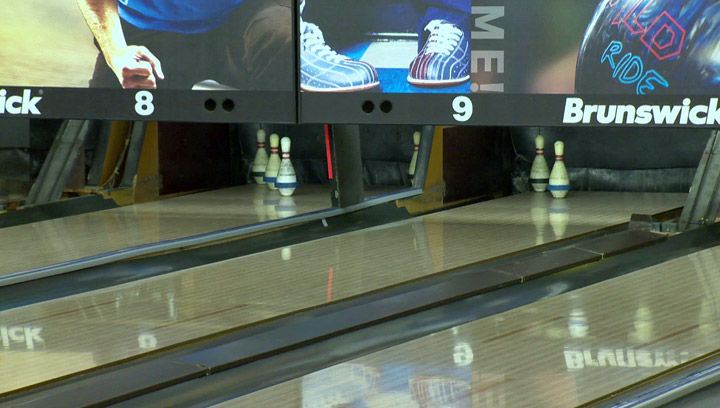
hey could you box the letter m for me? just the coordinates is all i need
[472,7,504,39]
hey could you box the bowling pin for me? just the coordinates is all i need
[263,133,281,190]
[548,140,570,199]
[276,137,298,197]
[251,129,269,184]
[409,131,421,180]
[530,134,549,192]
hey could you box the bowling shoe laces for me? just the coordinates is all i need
[408,20,470,86]
[300,20,380,92]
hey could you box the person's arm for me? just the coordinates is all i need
[76,0,164,88]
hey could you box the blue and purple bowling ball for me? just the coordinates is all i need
[575,0,720,94]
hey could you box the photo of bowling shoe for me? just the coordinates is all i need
[300,20,380,92]
[408,19,470,86]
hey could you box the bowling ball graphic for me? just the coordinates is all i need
[575,0,720,95]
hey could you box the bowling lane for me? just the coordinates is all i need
[0,192,685,396]
[221,237,720,408]
[0,184,335,281]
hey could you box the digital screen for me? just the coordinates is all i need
[299,0,720,127]
[3,1,717,127]
[0,0,296,122]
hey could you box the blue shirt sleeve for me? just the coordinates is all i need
[118,0,245,34]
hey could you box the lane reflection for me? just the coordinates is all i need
[230,245,720,408]
[0,193,689,398]
[301,363,472,408]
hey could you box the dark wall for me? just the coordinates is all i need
[0,120,53,198]
[12,120,708,197]
[158,122,238,195]
[0,119,29,148]
[510,127,709,193]
[238,124,707,193]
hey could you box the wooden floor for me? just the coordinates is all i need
[0,192,686,396]
[225,234,720,408]
[0,0,97,87]
[0,184,335,278]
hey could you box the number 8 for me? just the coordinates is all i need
[452,96,473,122]
[135,90,155,116]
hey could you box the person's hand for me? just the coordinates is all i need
[108,46,165,89]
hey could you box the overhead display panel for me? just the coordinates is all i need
[0,0,296,123]
[300,0,720,127]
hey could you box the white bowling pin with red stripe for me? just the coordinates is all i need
[530,134,549,192]
[276,137,298,197]
[264,133,281,190]
[251,129,268,184]
[548,140,570,198]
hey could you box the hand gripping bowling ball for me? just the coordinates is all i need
[575,0,720,95]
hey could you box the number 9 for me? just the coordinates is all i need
[452,96,473,122]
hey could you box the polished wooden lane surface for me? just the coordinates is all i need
[0,184,335,278]
[226,237,720,407]
[0,192,686,395]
